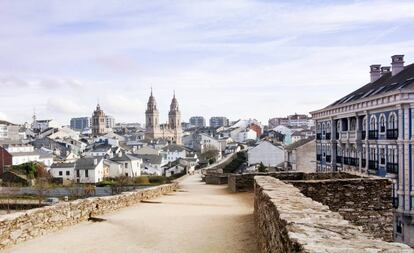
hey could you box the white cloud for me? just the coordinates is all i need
[1,1,414,124]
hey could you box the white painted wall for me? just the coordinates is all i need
[248,141,284,167]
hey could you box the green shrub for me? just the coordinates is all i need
[223,152,247,173]
[148,176,167,184]
[96,180,116,187]
[134,176,150,185]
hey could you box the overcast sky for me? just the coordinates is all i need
[1,0,414,126]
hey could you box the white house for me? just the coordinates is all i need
[110,152,142,177]
[49,162,75,182]
[134,154,166,176]
[32,119,60,132]
[194,134,222,155]
[247,141,284,167]
[0,143,54,169]
[75,157,104,183]
[161,144,194,162]
[284,137,316,173]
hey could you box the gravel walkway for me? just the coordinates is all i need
[6,174,258,253]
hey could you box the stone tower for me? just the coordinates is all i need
[92,104,107,136]
[168,92,181,129]
[145,89,160,139]
[169,92,182,144]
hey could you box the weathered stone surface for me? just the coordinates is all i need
[230,172,394,242]
[0,183,178,250]
[254,176,413,253]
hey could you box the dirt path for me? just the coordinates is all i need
[5,174,258,253]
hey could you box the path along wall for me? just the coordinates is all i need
[0,183,178,250]
[229,172,393,241]
[254,176,412,253]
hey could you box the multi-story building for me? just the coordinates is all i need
[310,55,414,247]
[268,114,313,129]
[70,117,91,131]
[189,116,206,128]
[0,120,20,140]
[105,115,115,129]
[209,116,229,128]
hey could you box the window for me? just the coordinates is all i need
[370,115,378,130]
[125,163,128,168]
[379,114,386,133]
[66,171,70,176]
[380,148,385,165]
[85,170,89,177]
[350,118,356,131]
[76,170,80,177]
[388,113,397,129]
[59,171,63,176]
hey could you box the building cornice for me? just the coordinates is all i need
[311,89,414,120]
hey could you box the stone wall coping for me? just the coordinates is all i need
[254,176,413,252]
[0,183,177,222]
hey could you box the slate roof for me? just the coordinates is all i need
[51,162,75,169]
[75,157,103,170]
[162,144,191,153]
[132,154,163,165]
[285,137,315,151]
[329,63,414,107]
[111,153,141,162]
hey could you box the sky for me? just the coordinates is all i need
[1,0,414,126]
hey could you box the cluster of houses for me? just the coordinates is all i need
[0,113,201,184]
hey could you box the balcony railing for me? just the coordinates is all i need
[343,157,349,165]
[362,159,366,167]
[316,154,322,161]
[316,133,322,140]
[325,133,331,140]
[369,160,378,170]
[368,130,378,140]
[386,163,399,174]
[348,131,356,139]
[386,129,398,140]
[361,130,366,139]
[326,155,331,163]
[349,158,358,166]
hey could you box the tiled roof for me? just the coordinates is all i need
[132,154,163,165]
[329,63,414,107]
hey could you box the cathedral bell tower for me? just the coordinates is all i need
[145,89,160,139]
[168,91,181,129]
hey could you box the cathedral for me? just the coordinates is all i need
[145,90,182,144]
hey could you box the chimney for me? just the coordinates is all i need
[391,55,404,76]
[380,66,391,76]
[93,158,98,165]
[370,64,381,83]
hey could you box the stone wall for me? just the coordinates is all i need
[228,172,358,193]
[229,172,394,241]
[0,183,178,250]
[205,173,229,185]
[254,176,412,253]
[291,178,393,241]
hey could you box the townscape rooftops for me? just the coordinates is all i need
[0,120,16,126]
[110,152,141,162]
[132,154,163,165]
[285,137,315,151]
[329,63,414,107]
[162,144,192,153]
[75,157,103,170]
[51,162,75,169]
